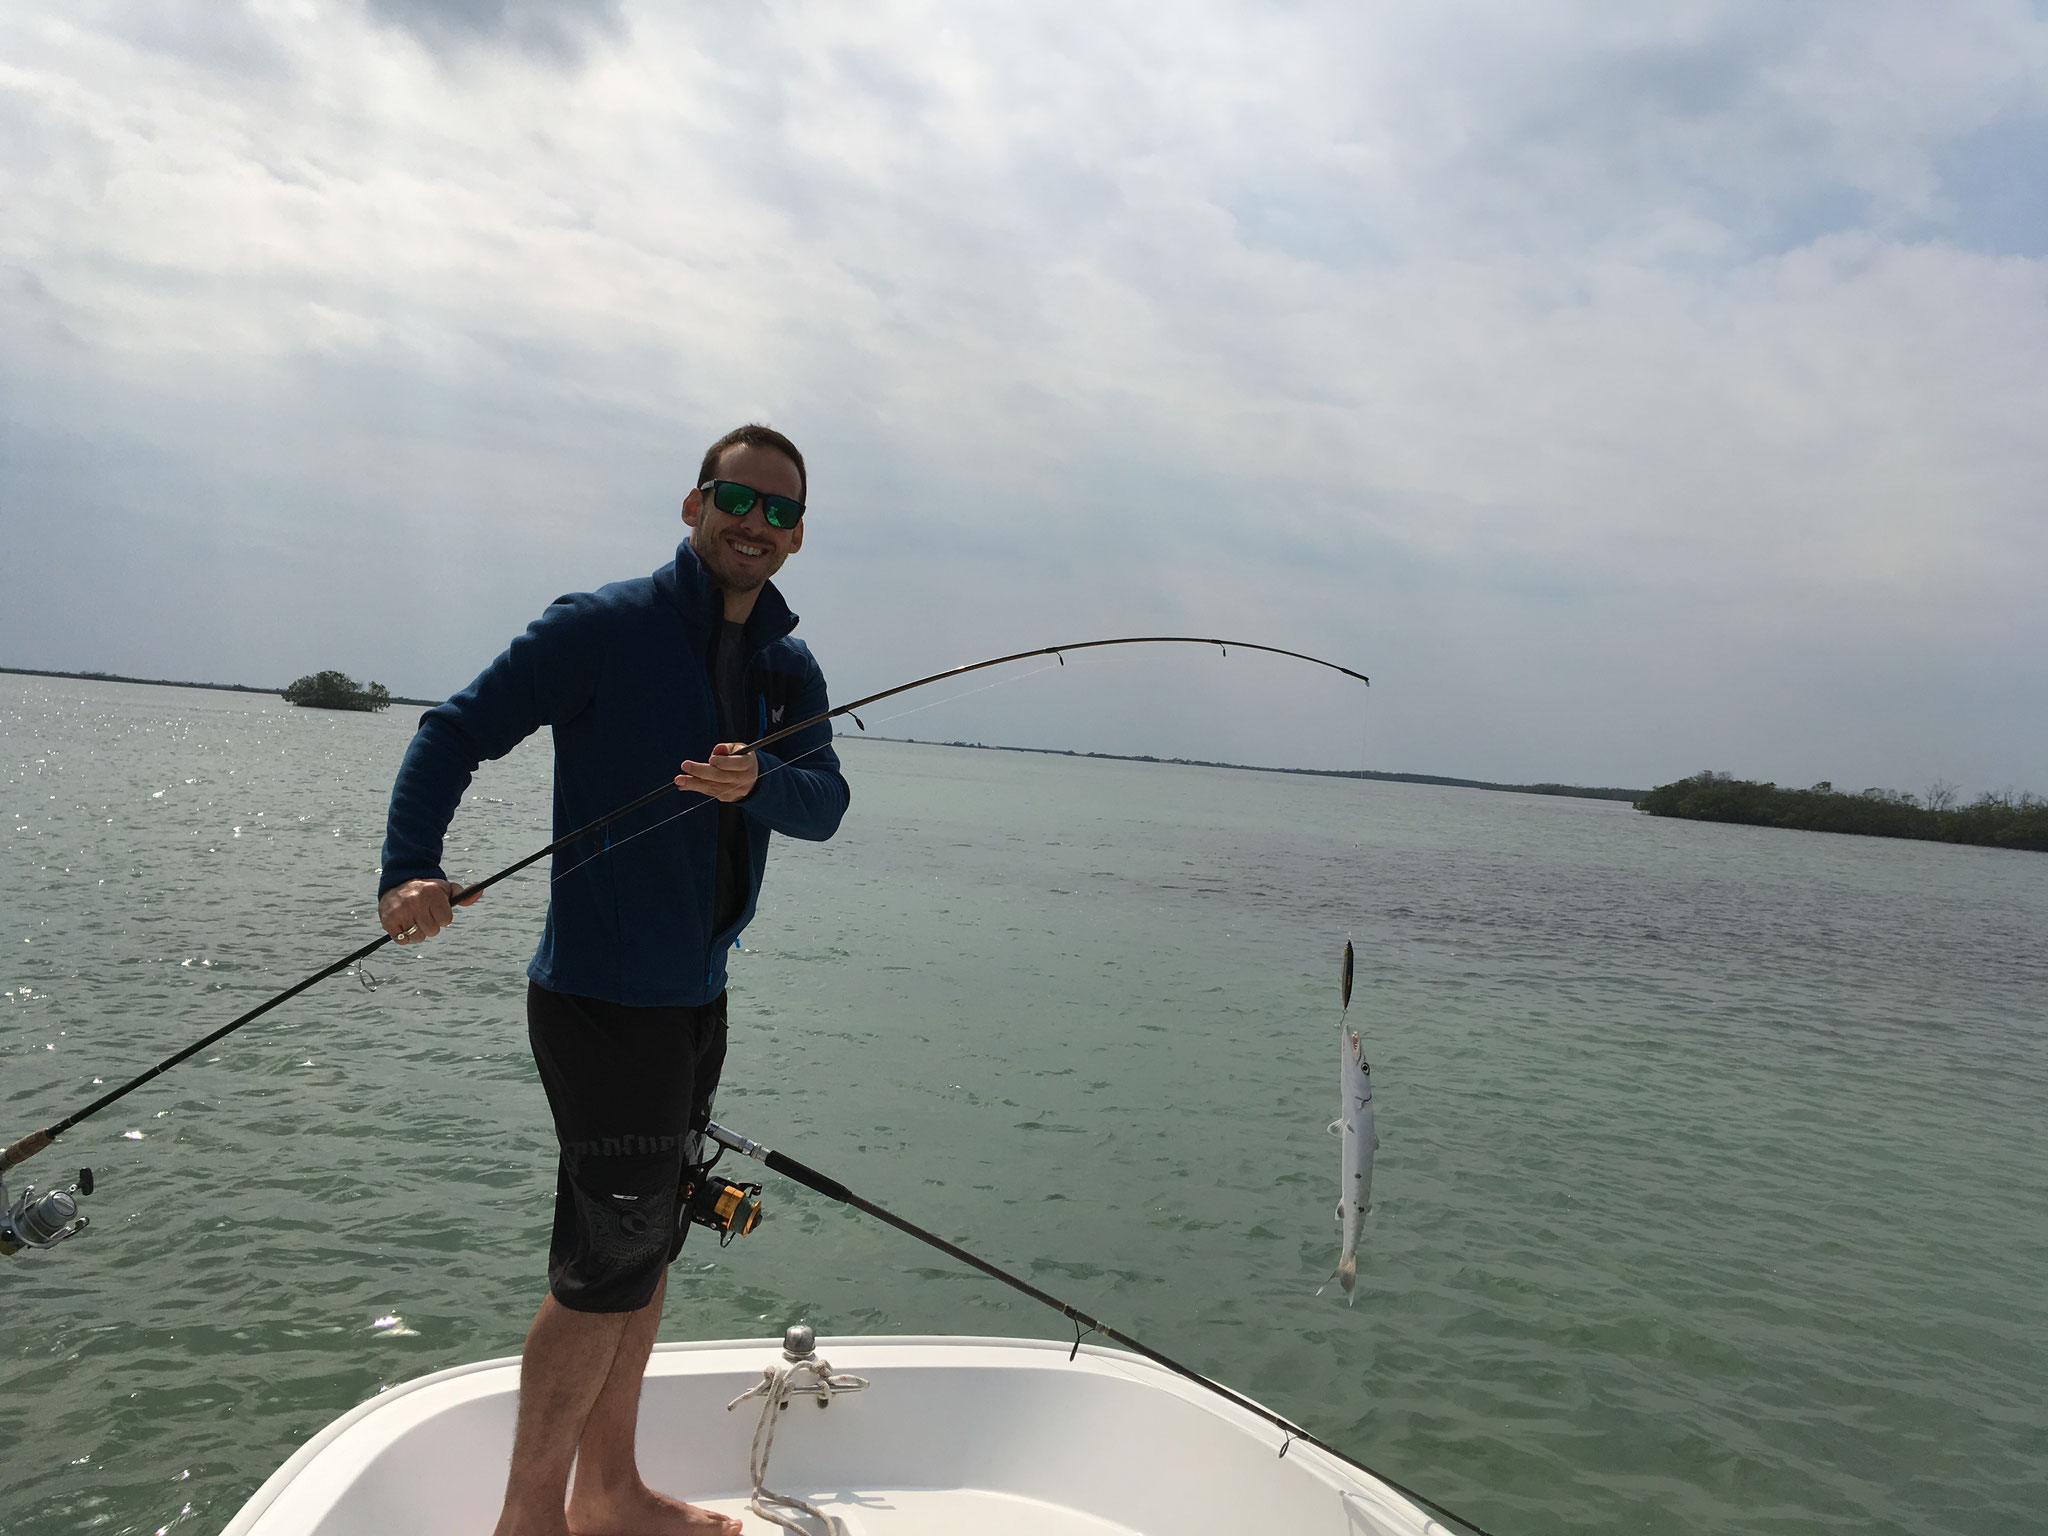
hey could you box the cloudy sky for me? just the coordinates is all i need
[4,1,2044,792]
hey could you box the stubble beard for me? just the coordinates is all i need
[693,526,771,594]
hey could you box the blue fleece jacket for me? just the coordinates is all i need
[379,542,849,1006]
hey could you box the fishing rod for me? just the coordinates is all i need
[444,634,1365,914]
[1,634,1368,1186]
[702,1120,1502,1536]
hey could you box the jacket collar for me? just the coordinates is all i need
[654,539,800,648]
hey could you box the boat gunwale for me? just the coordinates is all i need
[219,1333,1429,1536]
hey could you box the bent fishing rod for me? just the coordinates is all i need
[1,634,1367,1180]
[702,1119,1502,1536]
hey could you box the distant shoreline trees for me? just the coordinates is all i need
[282,670,392,712]
[1636,772,2048,853]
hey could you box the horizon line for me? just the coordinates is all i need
[4,662,1647,801]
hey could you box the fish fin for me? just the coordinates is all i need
[1326,1119,1342,1135]
[1371,1134,1381,1151]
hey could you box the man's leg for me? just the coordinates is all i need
[564,1272,740,1535]
[492,1295,635,1536]
[520,984,737,1536]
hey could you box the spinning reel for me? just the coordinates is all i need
[681,1125,762,1246]
[0,1165,93,1256]
[684,1167,763,1244]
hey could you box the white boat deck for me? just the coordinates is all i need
[222,1335,1450,1536]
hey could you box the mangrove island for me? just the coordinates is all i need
[282,670,393,712]
[1637,772,2048,853]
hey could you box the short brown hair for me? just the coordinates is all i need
[698,424,807,500]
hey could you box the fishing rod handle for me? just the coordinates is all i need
[763,1149,856,1205]
[1,1130,53,1173]
[703,1124,858,1205]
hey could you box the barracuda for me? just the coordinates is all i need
[1321,939,1376,1303]
[1331,1027,1375,1300]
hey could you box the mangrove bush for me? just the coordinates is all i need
[1636,773,2048,853]
[282,670,392,712]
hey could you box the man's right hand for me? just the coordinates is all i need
[379,879,477,945]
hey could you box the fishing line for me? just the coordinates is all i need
[747,635,1367,762]
[546,735,838,888]
[544,742,827,889]
[704,1121,1503,1536]
[2,635,1366,1175]
[546,661,1065,889]
[854,659,1063,732]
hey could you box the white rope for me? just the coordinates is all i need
[724,1355,868,1534]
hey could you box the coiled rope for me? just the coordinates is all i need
[725,1351,869,1533]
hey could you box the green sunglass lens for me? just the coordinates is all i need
[709,481,801,527]
[713,482,757,516]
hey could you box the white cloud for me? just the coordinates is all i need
[3,0,2045,791]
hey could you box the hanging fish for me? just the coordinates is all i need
[1326,1029,1375,1301]
[1320,939,1375,1303]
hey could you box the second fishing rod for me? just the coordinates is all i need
[0,634,1367,1180]
[699,1119,1501,1536]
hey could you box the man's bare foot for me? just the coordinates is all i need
[566,1480,741,1536]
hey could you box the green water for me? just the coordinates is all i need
[3,677,2045,1534]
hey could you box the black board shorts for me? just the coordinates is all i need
[526,982,728,1313]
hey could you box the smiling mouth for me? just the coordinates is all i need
[729,539,768,558]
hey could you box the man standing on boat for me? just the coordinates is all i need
[376,424,847,1536]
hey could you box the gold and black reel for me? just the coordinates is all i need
[682,1166,763,1245]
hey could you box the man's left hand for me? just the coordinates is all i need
[676,743,759,803]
